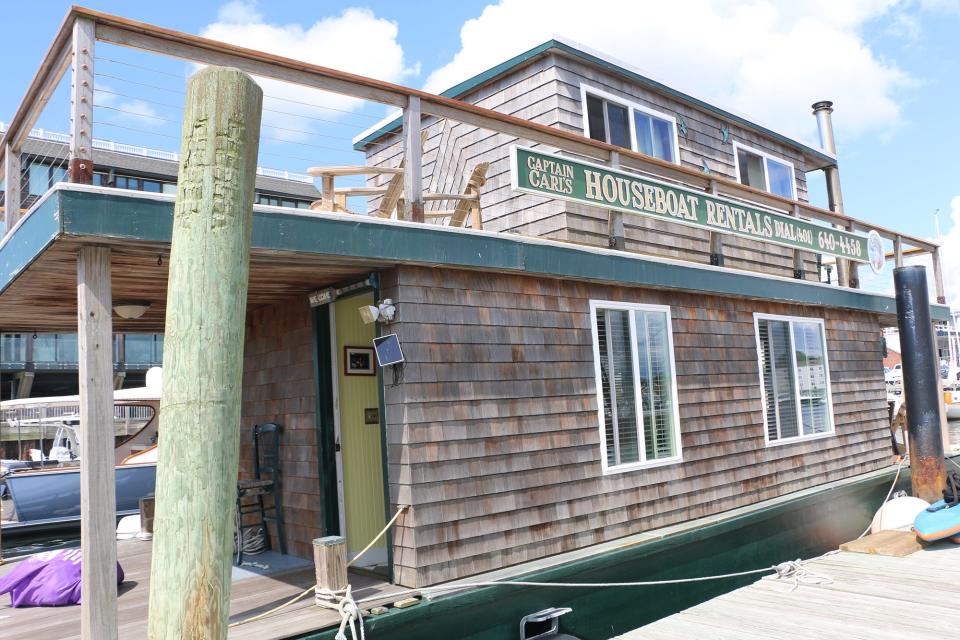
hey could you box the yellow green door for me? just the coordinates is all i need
[332,292,387,567]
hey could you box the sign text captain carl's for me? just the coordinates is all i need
[510,146,870,263]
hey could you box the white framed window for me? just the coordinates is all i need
[590,300,682,473]
[732,142,796,199]
[754,314,835,446]
[580,85,680,165]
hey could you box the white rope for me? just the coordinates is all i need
[773,560,834,592]
[316,585,365,640]
[229,504,409,629]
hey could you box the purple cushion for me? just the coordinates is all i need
[0,549,124,607]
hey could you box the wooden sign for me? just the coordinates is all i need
[510,145,872,264]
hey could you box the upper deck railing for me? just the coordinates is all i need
[0,121,314,183]
[0,6,946,303]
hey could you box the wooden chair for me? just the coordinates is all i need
[235,422,287,565]
[421,162,490,230]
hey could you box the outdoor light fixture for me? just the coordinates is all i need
[113,301,152,320]
[359,299,397,324]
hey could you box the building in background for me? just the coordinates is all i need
[0,123,320,399]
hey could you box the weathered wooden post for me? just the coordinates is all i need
[894,265,946,503]
[313,536,348,602]
[78,246,117,640]
[147,67,262,639]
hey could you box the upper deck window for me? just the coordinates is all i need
[733,142,796,199]
[754,314,834,445]
[27,162,66,196]
[581,86,679,164]
[590,301,682,473]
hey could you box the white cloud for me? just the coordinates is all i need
[94,85,165,127]
[424,0,920,145]
[200,2,418,137]
[938,196,960,308]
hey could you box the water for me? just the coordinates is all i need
[1,532,79,559]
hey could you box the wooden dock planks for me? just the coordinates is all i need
[0,540,407,640]
[617,543,960,639]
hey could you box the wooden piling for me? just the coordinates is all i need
[77,246,116,640]
[146,67,262,640]
[313,536,348,595]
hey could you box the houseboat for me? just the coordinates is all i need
[0,8,952,639]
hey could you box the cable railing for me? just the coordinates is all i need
[0,120,313,183]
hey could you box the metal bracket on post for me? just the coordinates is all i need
[402,96,423,223]
[607,151,624,250]
[69,17,95,185]
[707,180,724,266]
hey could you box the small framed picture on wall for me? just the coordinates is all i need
[344,346,376,376]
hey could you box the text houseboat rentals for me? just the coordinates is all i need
[0,9,951,639]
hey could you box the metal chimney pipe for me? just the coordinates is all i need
[812,100,853,287]
[812,101,845,214]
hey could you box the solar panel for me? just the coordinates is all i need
[373,334,405,367]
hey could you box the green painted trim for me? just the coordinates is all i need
[351,39,835,168]
[371,273,395,585]
[53,189,952,322]
[0,194,62,296]
[311,305,340,536]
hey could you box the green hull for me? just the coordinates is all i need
[295,468,906,640]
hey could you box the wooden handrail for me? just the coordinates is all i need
[1,6,942,258]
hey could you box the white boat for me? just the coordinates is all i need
[0,368,162,537]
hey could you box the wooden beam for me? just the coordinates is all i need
[847,221,860,289]
[77,245,116,640]
[1,8,73,152]
[708,179,723,266]
[402,96,423,223]
[933,246,946,305]
[69,17,96,184]
[146,67,262,640]
[791,203,804,279]
[3,145,21,234]
[307,166,403,177]
[607,151,624,250]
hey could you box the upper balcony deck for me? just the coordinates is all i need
[0,7,947,312]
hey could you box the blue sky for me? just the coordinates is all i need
[3,1,959,298]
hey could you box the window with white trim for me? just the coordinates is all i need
[733,142,796,199]
[755,315,834,444]
[582,86,679,164]
[590,301,682,472]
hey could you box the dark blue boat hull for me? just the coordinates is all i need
[2,463,155,538]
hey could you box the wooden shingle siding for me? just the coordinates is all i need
[382,266,889,586]
[365,53,824,280]
[240,300,322,560]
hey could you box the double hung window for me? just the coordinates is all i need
[582,86,679,164]
[590,301,681,472]
[755,315,834,444]
[733,142,796,199]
